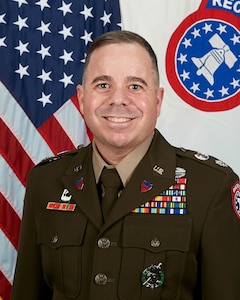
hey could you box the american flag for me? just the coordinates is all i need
[0,1,121,299]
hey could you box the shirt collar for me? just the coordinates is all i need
[92,133,154,186]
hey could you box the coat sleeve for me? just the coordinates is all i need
[11,172,52,300]
[200,170,240,300]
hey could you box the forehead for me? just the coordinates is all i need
[83,43,154,82]
[89,42,152,65]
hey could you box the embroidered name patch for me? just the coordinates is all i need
[132,178,187,215]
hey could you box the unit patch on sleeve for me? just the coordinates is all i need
[232,181,240,220]
[132,178,187,215]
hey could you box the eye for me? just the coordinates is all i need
[97,83,110,89]
[129,84,141,90]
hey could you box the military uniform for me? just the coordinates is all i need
[11,129,240,300]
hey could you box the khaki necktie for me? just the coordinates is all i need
[100,167,123,221]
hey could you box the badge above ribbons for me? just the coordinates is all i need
[166,0,240,112]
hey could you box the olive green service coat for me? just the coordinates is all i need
[11,130,240,300]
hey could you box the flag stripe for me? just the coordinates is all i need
[0,270,11,300]
[0,228,17,284]
[54,97,90,148]
[0,82,54,164]
[0,119,34,186]
[62,94,93,142]
[38,115,76,154]
[0,156,25,218]
[0,192,21,250]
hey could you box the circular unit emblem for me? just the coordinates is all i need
[166,12,240,111]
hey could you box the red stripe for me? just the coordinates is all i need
[0,193,21,250]
[0,271,11,300]
[70,95,93,141]
[38,115,75,154]
[0,119,34,186]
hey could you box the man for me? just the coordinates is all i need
[11,30,240,299]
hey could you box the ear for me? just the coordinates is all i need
[156,87,164,117]
[76,84,84,115]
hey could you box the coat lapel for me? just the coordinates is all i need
[102,131,177,230]
[61,144,103,230]
[61,131,178,232]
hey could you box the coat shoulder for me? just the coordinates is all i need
[35,145,85,168]
[175,147,236,176]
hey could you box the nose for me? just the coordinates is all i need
[109,87,129,106]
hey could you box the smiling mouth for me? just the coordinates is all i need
[105,116,132,122]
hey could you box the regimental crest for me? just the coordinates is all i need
[232,181,240,220]
[166,0,239,112]
[75,177,84,190]
[141,180,153,193]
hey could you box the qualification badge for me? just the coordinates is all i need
[141,263,164,289]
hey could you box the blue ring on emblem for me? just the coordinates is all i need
[175,19,239,102]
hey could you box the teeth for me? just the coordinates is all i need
[107,117,131,122]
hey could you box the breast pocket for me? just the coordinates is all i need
[119,215,192,300]
[37,212,87,299]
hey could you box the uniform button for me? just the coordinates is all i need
[150,237,161,248]
[94,273,108,285]
[51,234,59,244]
[98,237,111,249]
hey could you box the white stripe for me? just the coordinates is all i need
[0,229,17,284]
[0,155,25,218]
[54,99,90,147]
[0,81,54,164]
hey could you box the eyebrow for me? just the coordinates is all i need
[91,75,112,85]
[91,75,148,87]
[126,76,148,87]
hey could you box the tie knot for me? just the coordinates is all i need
[100,168,122,189]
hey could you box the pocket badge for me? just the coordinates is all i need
[141,263,164,289]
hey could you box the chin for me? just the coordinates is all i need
[109,135,138,149]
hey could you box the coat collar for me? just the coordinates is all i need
[61,144,103,229]
[101,130,176,230]
[61,130,177,231]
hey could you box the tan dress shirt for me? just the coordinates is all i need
[92,134,153,187]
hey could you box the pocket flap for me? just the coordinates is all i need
[123,215,192,253]
[37,212,87,248]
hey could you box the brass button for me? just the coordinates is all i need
[94,273,108,285]
[150,237,161,248]
[98,237,111,249]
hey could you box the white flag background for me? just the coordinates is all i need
[120,0,240,177]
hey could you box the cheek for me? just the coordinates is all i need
[79,93,95,116]
[137,96,157,113]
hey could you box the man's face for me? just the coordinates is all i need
[77,42,163,158]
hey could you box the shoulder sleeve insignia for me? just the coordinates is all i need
[232,181,240,220]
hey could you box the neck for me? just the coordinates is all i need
[94,143,134,165]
